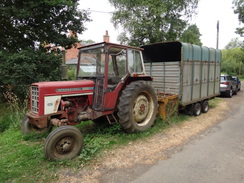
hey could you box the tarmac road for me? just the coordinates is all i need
[131,86,244,183]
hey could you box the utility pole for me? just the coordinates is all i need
[216,20,219,49]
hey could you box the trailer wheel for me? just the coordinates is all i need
[193,103,201,116]
[185,104,193,116]
[44,126,84,161]
[117,81,157,133]
[21,116,52,136]
[201,100,209,113]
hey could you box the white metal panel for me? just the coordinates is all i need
[144,62,180,94]
[44,96,61,115]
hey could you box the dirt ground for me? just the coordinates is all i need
[58,99,228,183]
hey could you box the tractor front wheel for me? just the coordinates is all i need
[44,126,84,161]
[21,116,52,136]
[118,81,157,133]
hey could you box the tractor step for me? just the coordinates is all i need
[106,114,118,124]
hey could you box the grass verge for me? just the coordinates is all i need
[0,98,221,183]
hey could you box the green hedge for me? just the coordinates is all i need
[0,49,62,101]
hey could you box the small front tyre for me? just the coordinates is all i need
[44,126,84,161]
[21,116,52,136]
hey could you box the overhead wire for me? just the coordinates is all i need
[80,9,114,14]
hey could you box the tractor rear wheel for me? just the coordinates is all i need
[117,81,157,133]
[44,126,84,161]
[21,116,52,136]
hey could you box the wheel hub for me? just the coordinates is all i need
[57,137,73,153]
[140,104,146,112]
[133,95,150,123]
[62,142,71,151]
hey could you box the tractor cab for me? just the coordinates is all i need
[76,42,149,112]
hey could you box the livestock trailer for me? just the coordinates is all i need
[142,41,221,116]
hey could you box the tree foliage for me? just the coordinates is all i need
[0,0,90,101]
[222,38,244,75]
[225,37,244,49]
[0,0,90,52]
[179,24,202,45]
[109,0,199,46]
[0,50,62,100]
[233,0,244,37]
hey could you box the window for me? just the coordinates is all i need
[107,47,127,87]
[128,49,143,73]
[77,46,105,77]
[221,76,225,82]
[108,47,126,78]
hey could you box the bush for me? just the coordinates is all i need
[67,65,77,80]
[0,49,62,101]
[0,91,28,132]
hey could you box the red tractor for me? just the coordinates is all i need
[21,42,158,160]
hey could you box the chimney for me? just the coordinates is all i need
[68,30,77,38]
[103,30,110,42]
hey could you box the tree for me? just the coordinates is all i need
[81,39,96,46]
[233,0,244,37]
[0,50,62,100]
[109,0,199,46]
[222,38,244,75]
[0,0,90,101]
[0,0,90,52]
[179,24,202,45]
[225,37,244,49]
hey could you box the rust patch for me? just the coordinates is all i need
[53,98,60,112]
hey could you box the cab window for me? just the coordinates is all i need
[128,49,143,73]
[107,47,127,88]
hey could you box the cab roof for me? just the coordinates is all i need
[78,42,143,51]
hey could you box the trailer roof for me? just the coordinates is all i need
[141,41,221,63]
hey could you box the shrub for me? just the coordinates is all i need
[0,91,28,132]
[0,49,62,101]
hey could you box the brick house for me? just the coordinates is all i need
[66,30,110,66]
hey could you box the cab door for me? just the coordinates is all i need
[102,46,127,111]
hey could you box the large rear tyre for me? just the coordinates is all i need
[117,81,157,133]
[44,126,84,161]
[21,116,52,136]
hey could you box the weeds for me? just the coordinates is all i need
[0,91,28,131]
[209,97,221,108]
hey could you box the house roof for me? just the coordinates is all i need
[66,56,96,65]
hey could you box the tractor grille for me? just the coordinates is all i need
[31,86,39,114]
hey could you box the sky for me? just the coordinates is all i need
[78,0,243,49]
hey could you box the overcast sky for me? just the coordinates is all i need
[78,0,242,49]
